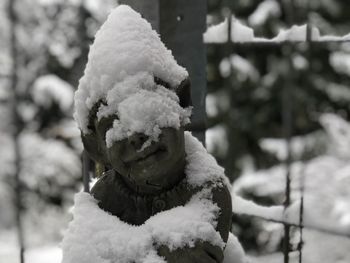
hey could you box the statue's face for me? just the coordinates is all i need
[106,127,186,193]
[87,113,186,193]
[82,77,192,194]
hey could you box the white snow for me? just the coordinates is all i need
[317,33,350,42]
[218,54,259,81]
[32,74,74,112]
[205,91,230,118]
[271,25,320,42]
[62,132,233,263]
[74,5,189,135]
[25,246,62,263]
[204,14,350,44]
[62,191,223,263]
[321,82,350,102]
[0,229,62,263]
[320,113,350,158]
[84,0,116,22]
[248,0,281,26]
[206,125,228,158]
[223,233,248,263]
[104,75,191,149]
[231,18,255,43]
[231,55,260,81]
[259,131,325,161]
[232,194,284,222]
[184,132,230,188]
[203,18,229,43]
[330,51,350,76]
[232,114,350,261]
[20,132,81,187]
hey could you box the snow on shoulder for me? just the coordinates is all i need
[61,133,230,263]
[74,5,189,135]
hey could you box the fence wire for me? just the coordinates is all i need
[207,2,350,263]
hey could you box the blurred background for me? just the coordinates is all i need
[1,0,350,262]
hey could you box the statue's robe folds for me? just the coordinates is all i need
[92,170,232,262]
[91,132,233,263]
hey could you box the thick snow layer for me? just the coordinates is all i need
[232,114,350,261]
[184,132,230,188]
[232,194,284,222]
[104,75,191,149]
[231,18,255,43]
[74,5,188,134]
[204,15,350,43]
[203,18,229,43]
[62,191,223,263]
[62,133,230,263]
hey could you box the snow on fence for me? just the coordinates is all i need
[204,5,350,263]
[204,15,350,44]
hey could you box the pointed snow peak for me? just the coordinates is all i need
[87,4,187,87]
[74,5,188,133]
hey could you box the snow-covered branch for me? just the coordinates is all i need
[232,194,350,238]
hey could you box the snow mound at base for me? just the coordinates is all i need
[62,133,231,263]
[61,190,223,263]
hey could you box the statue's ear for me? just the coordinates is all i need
[177,78,192,108]
[154,76,192,108]
[81,131,108,166]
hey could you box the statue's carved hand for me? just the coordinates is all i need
[157,241,224,263]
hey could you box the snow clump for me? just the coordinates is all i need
[74,5,190,149]
[103,73,191,149]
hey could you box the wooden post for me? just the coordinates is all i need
[120,0,207,144]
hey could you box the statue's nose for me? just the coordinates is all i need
[128,133,148,149]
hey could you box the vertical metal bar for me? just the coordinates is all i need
[281,1,296,262]
[297,14,313,263]
[8,0,25,262]
[159,0,207,144]
[119,0,207,144]
[282,51,293,263]
[298,167,305,263]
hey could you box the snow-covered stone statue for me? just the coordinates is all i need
[62,5,242,263]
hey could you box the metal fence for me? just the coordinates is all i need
[205,3,350,263]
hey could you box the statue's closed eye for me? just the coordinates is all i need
[87,99,110,133]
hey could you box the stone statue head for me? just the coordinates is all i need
[73,6,193,194]
[81,77,192,194]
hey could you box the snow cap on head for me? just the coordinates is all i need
[74,5,189,134]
